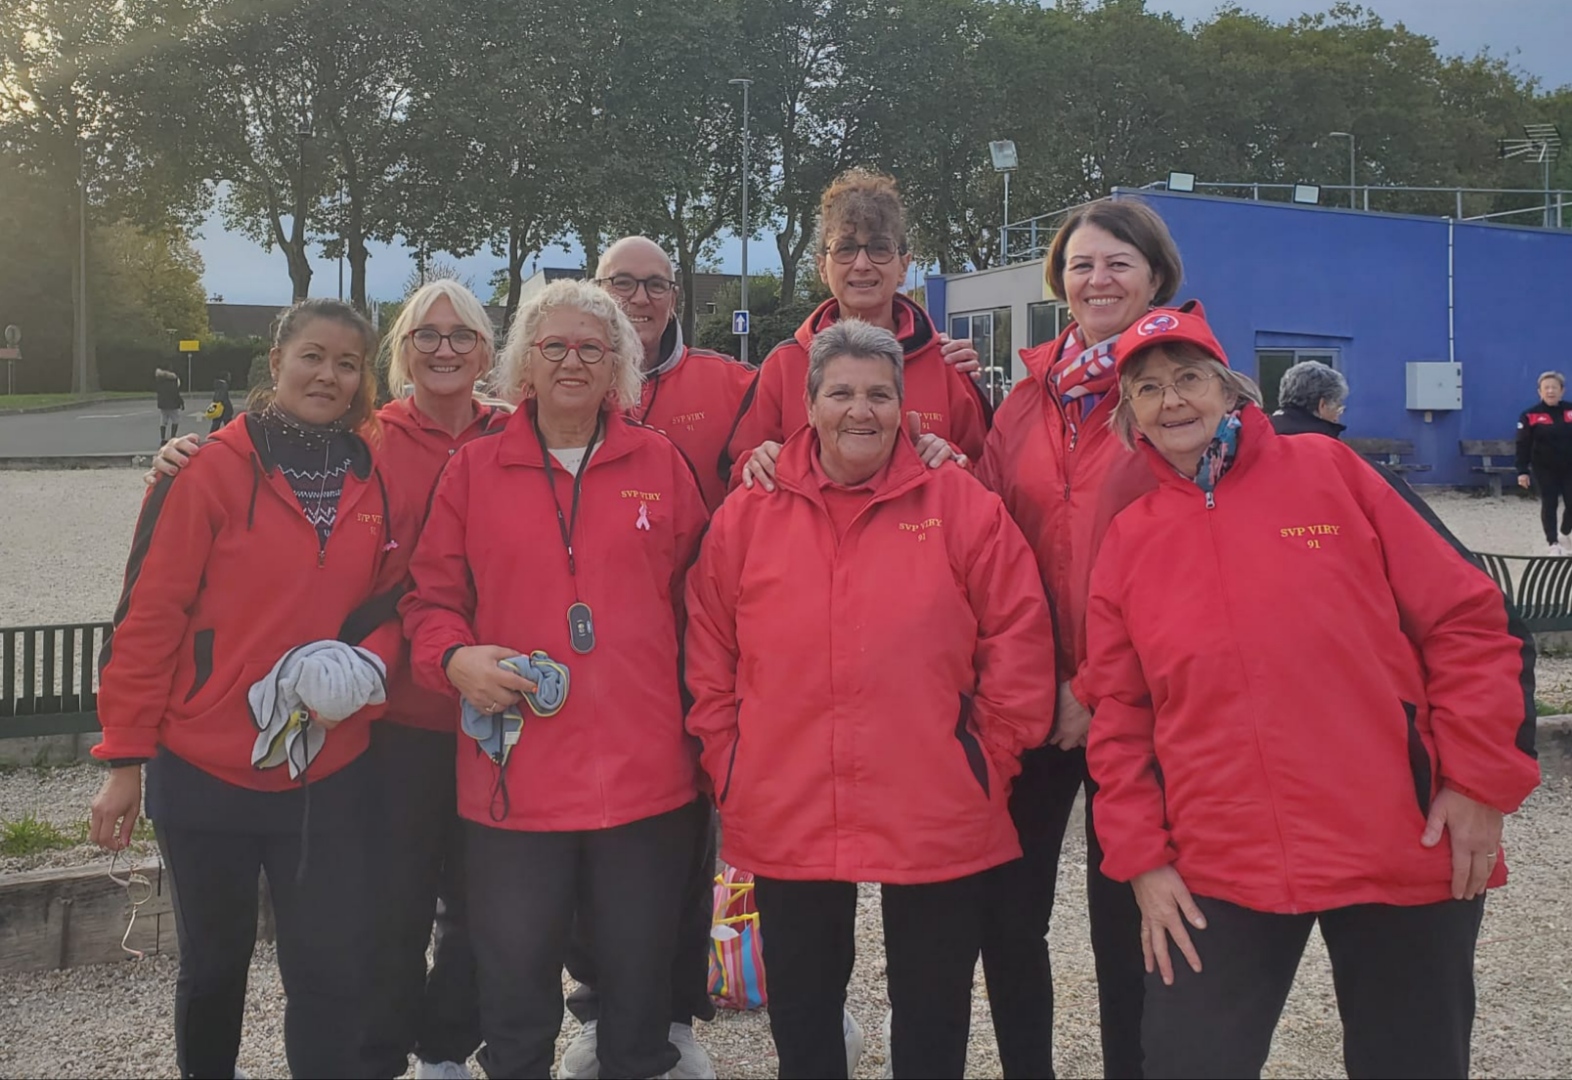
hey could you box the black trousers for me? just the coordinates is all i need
[979,746,1146,1079]
[1142,893,1486,1080]
[466,805,693,1079]
[753,873,988,1080]
[362,723,482,1077]
[565,795,719,1027]
[155,820,374,1079]
[1533,465,1572,543]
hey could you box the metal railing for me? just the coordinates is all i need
[1,622,111,738]
[1473,554,1572,634]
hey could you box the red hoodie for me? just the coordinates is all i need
[1084,407,1539,913]
[723,295,990,489]
[631,329,754,510]
[400,405,710,832]
[686,428,1057,883]
[95,415,410,789]
[376,396,508,732]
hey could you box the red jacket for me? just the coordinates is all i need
[724,295,990,489]
[95,416,409,789]
[633,331,754,511]
[976,326,1130,690]
[1084,407,1540,913]
[686,428,1057,883]
[400,405,710,832]
[376,397,508,732]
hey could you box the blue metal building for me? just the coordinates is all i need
[928,188,1572,486]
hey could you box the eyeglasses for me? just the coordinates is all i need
[410,328,481,354]
[824,238,906,265]
[1130,369,1218,405]
[535,338,608,364]
[596,274,677,300]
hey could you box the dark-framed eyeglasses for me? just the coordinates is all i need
[1130,369,1218,405]
[595,273,677,300]
[535,338,608,364]
[824,238,906,265]
[409,328,481,355]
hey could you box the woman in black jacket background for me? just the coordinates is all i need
[1515,370,1572,555]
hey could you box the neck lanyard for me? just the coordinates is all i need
[532,408,605,578]
[634,370,663,426]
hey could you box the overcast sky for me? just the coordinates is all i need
[196,0,1572,307]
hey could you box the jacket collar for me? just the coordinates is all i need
[381,395,502,438]
[1140,403,1275,494]
[794,294,937,361]
[774,422,931,511]
[645,319,686,378]
[1274,403,1346,438]
[495,400,641,471]
[233,411,374,481]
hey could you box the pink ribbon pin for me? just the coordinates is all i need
[636,503,651,531]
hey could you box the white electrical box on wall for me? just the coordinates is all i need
[1406,362,1462,410]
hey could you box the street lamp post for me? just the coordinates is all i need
[988,141,1018,261]
[729,78,753,365]
[1329,131,1356,209]
[75,138,89,394]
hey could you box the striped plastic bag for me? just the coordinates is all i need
[708,867,767,1010]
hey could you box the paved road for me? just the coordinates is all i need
[0,398,207,456]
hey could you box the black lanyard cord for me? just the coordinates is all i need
[532,408,605,578]
[634,370,663,426]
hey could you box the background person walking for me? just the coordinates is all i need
[154,367,184,445]
[1515,370,1572,554]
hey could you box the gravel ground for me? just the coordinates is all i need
[2,473,1571,1078]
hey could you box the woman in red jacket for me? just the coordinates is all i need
[687,319,1057,1079]
[89,299,408,1079]
[725,168,988,491]
[401,279,710,1080]
[1085,306,1539,1079]
[972,197,1184,1079]
[148,281,508,1080]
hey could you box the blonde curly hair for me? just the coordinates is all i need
[493,279,644,410]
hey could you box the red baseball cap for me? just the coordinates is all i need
[1112,299,1230,375]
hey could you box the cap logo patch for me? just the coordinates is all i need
[1137,313,1179,337]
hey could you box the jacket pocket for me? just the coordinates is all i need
[1403,700,1433,818]
[183,629,215,704]
[719,702,742,805]
[953,694,991,798]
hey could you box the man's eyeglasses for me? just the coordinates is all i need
[410,328,481,355]
[596,274,677,300]
[824,238,906,265]
[1130,369,1219,405]
[535,338,608,364]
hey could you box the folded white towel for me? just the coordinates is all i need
[249,640,388,778]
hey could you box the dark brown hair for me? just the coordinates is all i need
[248,299,381,437]
[816,168,908,252]
[1046,198,1183,307]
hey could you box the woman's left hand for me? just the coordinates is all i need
[907,412,967,470]
[1420,786,1504,900]
[938,333,982,379]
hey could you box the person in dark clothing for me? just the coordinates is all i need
[1515,371,1572,555]
[210,371,235,433]
[155,368,185,445]
[1270,360,1347,439]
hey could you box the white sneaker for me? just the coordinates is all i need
[880,1007,894,1079]
[559,1019,600,1080]
[844,1008,866,1076]
[667,1021,717,1080]
[1551,543,1567,556]
[413,1060,473,1080]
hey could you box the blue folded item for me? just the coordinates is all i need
[460,651,570,766]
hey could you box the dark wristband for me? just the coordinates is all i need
[106,757,150,769]
[441,644,464,672]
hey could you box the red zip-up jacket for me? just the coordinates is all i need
[686,428,1057,883]
[94,415,410,789]
[1084,407,1540,913]
[376,397,508,732]
[632,323,753,511]
[723,295,990,489]
[976,325,1129,690]
[399,405,710,832]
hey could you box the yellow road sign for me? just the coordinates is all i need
[178,339,200,352]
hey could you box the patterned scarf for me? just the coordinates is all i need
[1048,327,1119,433]
[1194,406,1246,499]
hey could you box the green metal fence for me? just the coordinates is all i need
[1,622,111,738]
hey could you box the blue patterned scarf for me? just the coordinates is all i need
[1194,406,1245,498]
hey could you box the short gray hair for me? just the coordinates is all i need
[1110,344,1263,450]
[807,319,905,400]
[1540,370,1566,388]
[1278,361,1347,413]
[494,279,644,410]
